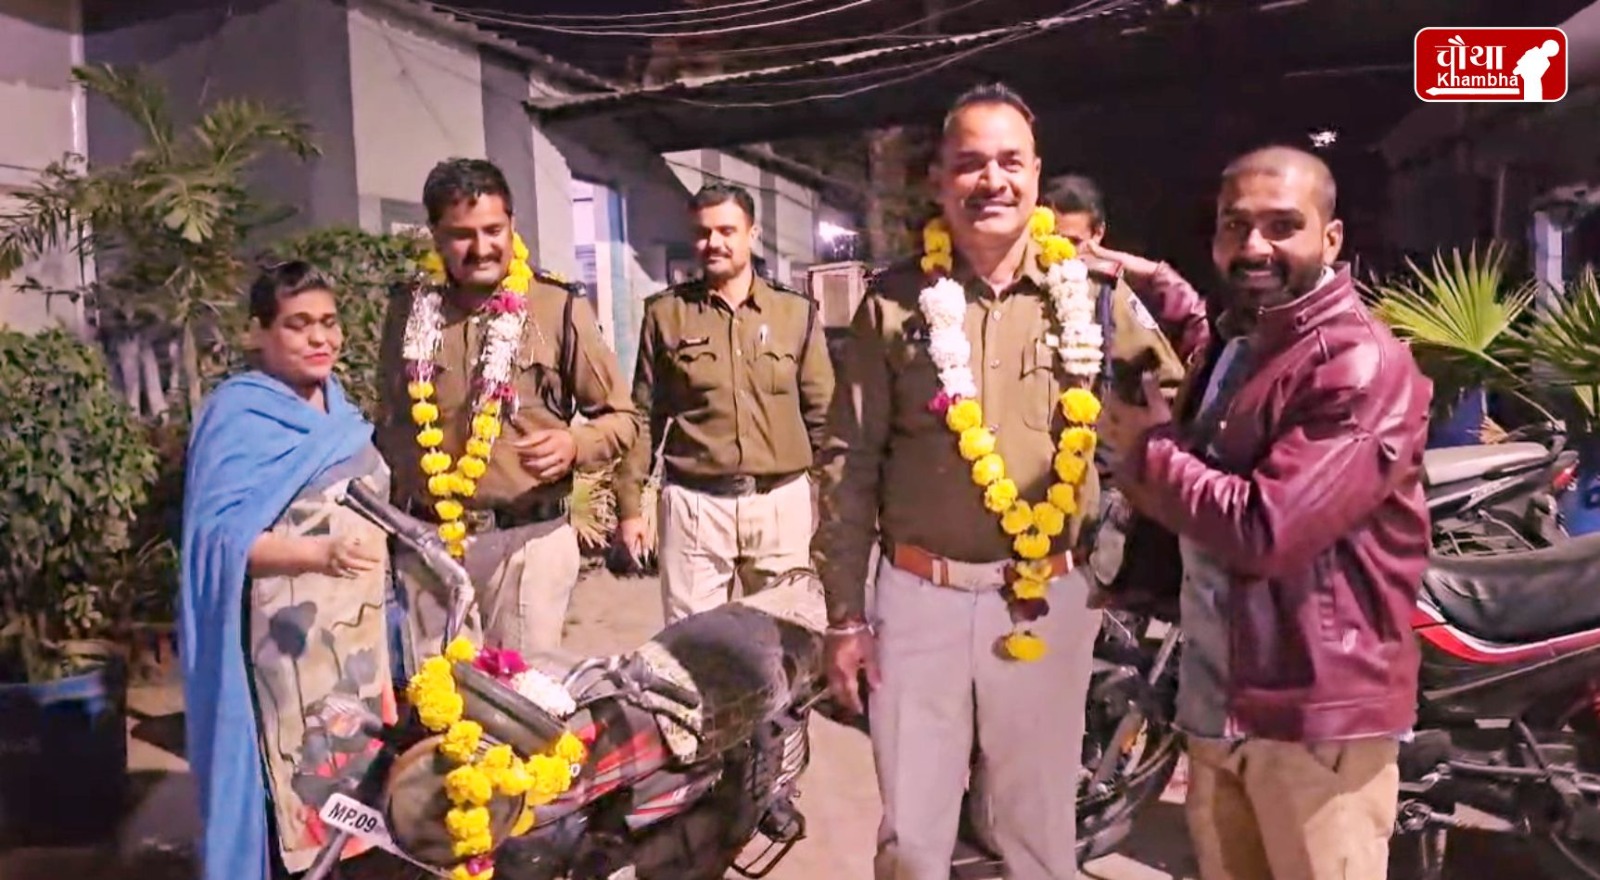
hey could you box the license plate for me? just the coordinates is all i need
[318,794,449,877]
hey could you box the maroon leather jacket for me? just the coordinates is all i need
[1113,265,1433,741]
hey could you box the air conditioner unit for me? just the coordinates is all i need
[805,261,869,329]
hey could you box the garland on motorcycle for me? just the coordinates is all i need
[302,481,823,880]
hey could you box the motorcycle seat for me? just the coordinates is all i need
[1421,532,1600,644]
[638,577,826,764]
[1422,442,1550,487]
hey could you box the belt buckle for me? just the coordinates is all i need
[730,475,756,496]
[926,555,1005,591]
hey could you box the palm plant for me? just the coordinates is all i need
[1505,267,1600,431]
[0,64,318,416]
[1361,242,1542,421]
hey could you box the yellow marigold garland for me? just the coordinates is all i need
[405,636,589,877]
[404,234,537,557]
[920,208,1102,662]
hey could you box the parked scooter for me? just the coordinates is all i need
[302,480,822,880]
[1425,420,1577,555]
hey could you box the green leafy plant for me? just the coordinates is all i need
[0,329,159,682]
[253,226,430,419]
[1505,267,1600,432]
[1362,242,1545,419]
[0,64,318,418]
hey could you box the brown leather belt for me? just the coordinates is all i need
[666,470,804,498]
[411,498,570,531]
[885,541,1074,592]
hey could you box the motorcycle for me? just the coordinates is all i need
[302,480,823,880]
[1402,530,1600,877]
[1425,420,1577,555]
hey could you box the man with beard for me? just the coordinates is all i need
[814,83,1180,880]
[1041,173,1210,366]
[614,182,833,622]
[1100,145,1432,880]
[378,158,638,659]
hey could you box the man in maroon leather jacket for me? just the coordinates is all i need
[1100,146,1432,880]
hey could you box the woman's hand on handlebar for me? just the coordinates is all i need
[317,534,383,579]
[247,533,380,580]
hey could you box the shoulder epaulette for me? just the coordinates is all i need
[533,267,585,296]
[766,278,808,298]
[642,285,685,309]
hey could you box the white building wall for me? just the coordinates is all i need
[347,0,486,232]
[0,0,85,334]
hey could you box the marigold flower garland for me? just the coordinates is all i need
[918,208,1102,662]
[402,235,537,557]
[406,637,589,879]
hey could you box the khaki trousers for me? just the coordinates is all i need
[869,561,1100,880]
[656,474,812,624]
[396,518,581,668]
[1185,736,1400,880]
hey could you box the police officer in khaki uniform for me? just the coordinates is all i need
[814,85,1185,880]
[378,158,638,661]
[615,182,834,624]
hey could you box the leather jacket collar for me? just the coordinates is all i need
[1251,262,1355,356]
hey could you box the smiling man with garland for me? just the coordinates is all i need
[377,158,638,662]
[813,83,1185,880]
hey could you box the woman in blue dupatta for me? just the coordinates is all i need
[181,262,398,880]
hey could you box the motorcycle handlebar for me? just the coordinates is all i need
[337,480,474,644]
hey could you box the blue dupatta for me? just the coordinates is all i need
[179,372,373,880]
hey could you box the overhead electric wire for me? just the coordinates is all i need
[484,0,789,22]
[482,0,998,68]
[436,0,883,38]
[638,0,1142,108]
[445,0,832,29]
[672,0,998,59]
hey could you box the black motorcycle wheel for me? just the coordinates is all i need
[1529,721,1600,880]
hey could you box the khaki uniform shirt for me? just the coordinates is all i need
[376,274,640,517]
[813,238,1185,624]
[615,275,834,519]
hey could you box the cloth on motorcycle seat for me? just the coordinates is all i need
[1422,532,1600,643]
[1422,442,1550,487]
[635,575,827,765]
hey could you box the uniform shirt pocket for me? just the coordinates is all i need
[756,346,799,396]
[515,326,565,413]
[1021,338,1060,431]
[671,337,721,395]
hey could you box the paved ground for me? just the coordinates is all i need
[0,568,1551,879]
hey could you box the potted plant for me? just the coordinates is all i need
[1362,242,1544,447]
[0,328,158,845]
[1506,267,1600,535]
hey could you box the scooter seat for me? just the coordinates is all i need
[1421,533,1600,644]
[1422,442,1551,487]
